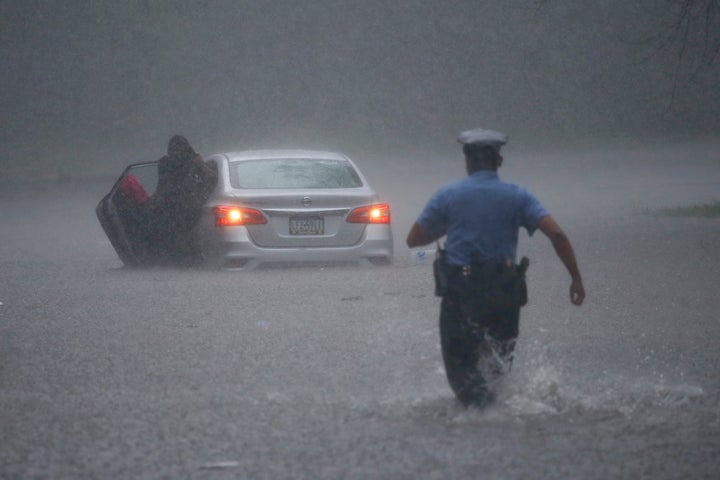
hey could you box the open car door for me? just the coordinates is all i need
[96,162,159,266]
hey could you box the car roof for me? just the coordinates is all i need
[220,150,351,162]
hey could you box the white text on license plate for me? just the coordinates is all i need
[289,216,324,235]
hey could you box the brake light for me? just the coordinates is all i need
[347,204,390,224]
[213,206,267,226]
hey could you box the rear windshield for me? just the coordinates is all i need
[229,159,363,189]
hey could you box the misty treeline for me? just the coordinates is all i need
[1,0,719,181]
[663,0,720,67]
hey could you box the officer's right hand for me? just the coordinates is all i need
[570,280,585,306]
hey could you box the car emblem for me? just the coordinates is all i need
[301,196,312,207]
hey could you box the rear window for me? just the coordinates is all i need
[229,159,363,189]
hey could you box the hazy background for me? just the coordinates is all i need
[2,3,720,477]
[2,0,718,182]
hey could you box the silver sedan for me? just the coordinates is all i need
[198,150,393,268]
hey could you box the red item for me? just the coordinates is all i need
[118,174,149,203]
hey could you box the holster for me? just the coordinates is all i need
[433,246,450,297]
[480,258,528,309]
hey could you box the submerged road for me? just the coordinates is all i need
[1,145,719,479]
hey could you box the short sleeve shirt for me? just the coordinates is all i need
[416,171,548,265]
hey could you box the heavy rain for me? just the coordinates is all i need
[1,1,719,478]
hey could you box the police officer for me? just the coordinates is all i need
[406,128,585,407]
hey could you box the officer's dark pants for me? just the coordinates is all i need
[440,294,520,407]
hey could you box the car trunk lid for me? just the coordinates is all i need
[215,190,379,247]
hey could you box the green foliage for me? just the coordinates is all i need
[660,202,720,218]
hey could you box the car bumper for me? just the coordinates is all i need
[197,223,394,269]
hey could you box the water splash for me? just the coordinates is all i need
[499,342,706,417]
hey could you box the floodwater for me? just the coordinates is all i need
[1,144,719,479]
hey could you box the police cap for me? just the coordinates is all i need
[457,128,508,148]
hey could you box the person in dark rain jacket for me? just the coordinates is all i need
[147,135,217,265]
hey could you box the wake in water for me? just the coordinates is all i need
[499,340,706,417]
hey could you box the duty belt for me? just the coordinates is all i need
[447,257,529,278]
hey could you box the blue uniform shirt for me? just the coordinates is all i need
[416,171,548,265]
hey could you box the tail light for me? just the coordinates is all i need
[213,206,267,226]
[346,204,390,224]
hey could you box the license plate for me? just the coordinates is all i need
[289,216,324,235]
